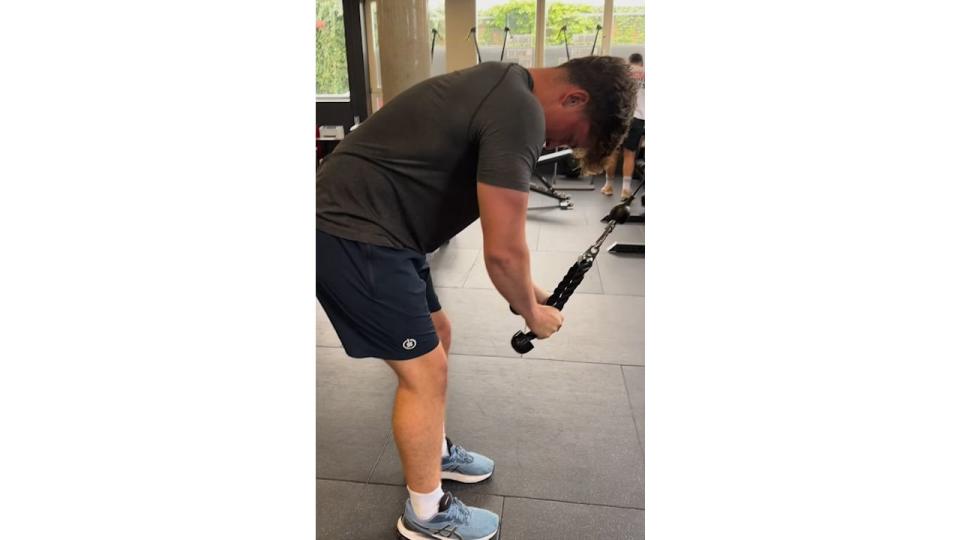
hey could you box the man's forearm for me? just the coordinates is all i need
[485,250,538,320]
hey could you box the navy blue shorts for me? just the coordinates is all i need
[316,229,441,360]
[622,118,645,151]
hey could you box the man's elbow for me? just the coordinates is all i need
[483,245,526,270]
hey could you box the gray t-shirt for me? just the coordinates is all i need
[316,62,545,253]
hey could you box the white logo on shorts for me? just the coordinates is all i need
[402,338,417,350]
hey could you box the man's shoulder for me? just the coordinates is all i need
[455,62,529,86]
[482,67,540,118]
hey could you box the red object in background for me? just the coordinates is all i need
[316,19,326,30]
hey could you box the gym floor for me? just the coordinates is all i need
[317,182,645,539]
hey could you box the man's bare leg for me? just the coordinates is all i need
[431,310,452,451]
[601,152,619,195]
[384,343,447,493]
[424,310,496,486]
[621,148,637,198]
[431,310,452,354]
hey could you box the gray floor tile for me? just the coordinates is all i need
[622,366,644,439]
[426,247,480,288]
[315,345,344,386]
[525,205,588,227]
[317,479,366,539]
[596,250,645,296]
[537,218,643,253]
[517,293,644,366]
[320,480,503,540]
[461,251,603,295]
[435,287,530,358]
[622,366,645,508]
[500,498,643,540]
[434,287,644,365]
[317,347,395,482]
[369,354,644,508]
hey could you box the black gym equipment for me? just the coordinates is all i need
[530,174,573,210]
[603,163,645,254]
[559,23,602,62]
[431,28,439,61]
[499,26,511,61]
[530,148,575,210]
[469,25,511,64]
[589,24,602,56]
[558,25,571,62]
[467,27,482,63]
[509,178,645,354]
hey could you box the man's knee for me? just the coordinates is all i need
[386,345,448,396]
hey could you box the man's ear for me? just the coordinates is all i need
[562,88,590,109]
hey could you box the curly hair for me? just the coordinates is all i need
[559,56,638,174]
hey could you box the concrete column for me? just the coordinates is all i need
[364,0,382,113]
[534,0,545,67]
[378,0,430,103]
[445,0,476,72]
[601,0,614,55]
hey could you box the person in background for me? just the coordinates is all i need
[602,52,644,200]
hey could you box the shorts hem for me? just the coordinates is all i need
[343,335,441,361]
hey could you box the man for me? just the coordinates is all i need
[316,56,636,540]
[602,52,645,200]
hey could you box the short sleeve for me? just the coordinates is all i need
[473,72,545,192]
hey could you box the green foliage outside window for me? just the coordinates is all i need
[612,9,645,45]
[316,0,349,96]
[477,2,537,44]
[316,1,644,94]
[545,3,602,45]
[479,1,644,45]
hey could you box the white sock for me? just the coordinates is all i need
[408,484,444,521]
[603,175,614,188]
[622,177,632,193]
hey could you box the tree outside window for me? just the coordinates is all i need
[316,0,349,98]
[611,0,645,61]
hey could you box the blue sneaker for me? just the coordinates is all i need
[397,491,499,540]
[441,437,494,483]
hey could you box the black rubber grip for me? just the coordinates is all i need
[511,330,536,354]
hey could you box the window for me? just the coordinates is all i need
[545,0,604,66]
[611,0,645,61]
[316,0,350,100]
[428,0,446,75]
[477,0,537,67]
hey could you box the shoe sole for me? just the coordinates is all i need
[440,470,493,483]
[440,463,494,483]
[396,517,498,540]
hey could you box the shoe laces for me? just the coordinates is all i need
[447,443,475,464]
[446,496,472,523]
